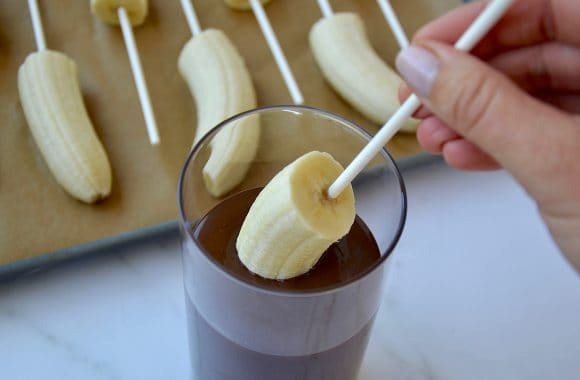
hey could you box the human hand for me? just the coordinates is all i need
[395,0,580,270]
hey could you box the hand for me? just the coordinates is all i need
[396,0,580,271]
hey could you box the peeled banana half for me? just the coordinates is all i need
[236,151,356,280]
[90,0,148,26]
[18,50,112,203]
[310,12,418,133]
[178,29,259,198]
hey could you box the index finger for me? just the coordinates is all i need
[413,0,580,58]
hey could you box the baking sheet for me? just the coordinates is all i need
[0,154,442,280]
[0,0,458,272]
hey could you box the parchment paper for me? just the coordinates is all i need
[0,0,459,265]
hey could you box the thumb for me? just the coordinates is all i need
[395,42,578,192]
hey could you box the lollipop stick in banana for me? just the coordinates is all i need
[91,0,159,145]
[238,0,515,280]
[310,1,417,132]
[236,151,355,280]
[328,0,515,199]
[18,0,112,203]
[178,0,259,197]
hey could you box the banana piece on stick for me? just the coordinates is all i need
[179,29,259,198]
[18,51,113,203]
[91,0,148,26]
[236,151,355,280]
[310,12,418,133]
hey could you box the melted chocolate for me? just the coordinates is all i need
[192,188,381,292]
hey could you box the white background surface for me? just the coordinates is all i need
[1,161,579,380]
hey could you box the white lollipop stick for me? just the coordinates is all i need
[27,0,46,51]
[180,0,202,37]
[328,0,514,199]
[249,0,304,105]
[316,0,333,18]
[118,7,160,145]
[377,0,409,49]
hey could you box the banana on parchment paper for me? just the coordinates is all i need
[236,151,355,280]
[310,12,418,133]
[18,50,112,203]
[179,29,259,198]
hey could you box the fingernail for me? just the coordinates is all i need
[396,46,439,98]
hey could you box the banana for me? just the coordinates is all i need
[18,50,112,203]
[224,0,271,10]
[309,12,418,133]
[236,151,355,280]
[90,0,148,26]
[178,29,259,198]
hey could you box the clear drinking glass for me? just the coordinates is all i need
[178,106,407,380]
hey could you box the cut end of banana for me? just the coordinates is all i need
[18,50,113,204]
[179,29,259,198]
[236,151,355,280]
[224,0,271,10]
[91,0,148,26]
[202,117,260,198]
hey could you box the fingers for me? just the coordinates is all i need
[407,0,580,275]
[537,93,580,114]
[396,42,579,196]
[490,42,580,92]
[398,84,432,118]
[414,0,580,59]
[416,117,459,154]
[401,42,580,118]
[442,139,500,171]
[416,116,499,170]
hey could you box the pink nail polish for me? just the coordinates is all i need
[396,46,439,98]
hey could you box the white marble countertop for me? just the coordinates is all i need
[1,161,579,380]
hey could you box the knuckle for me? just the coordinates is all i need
[448,70,500,139]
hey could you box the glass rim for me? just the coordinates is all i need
[177,105,407,297]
